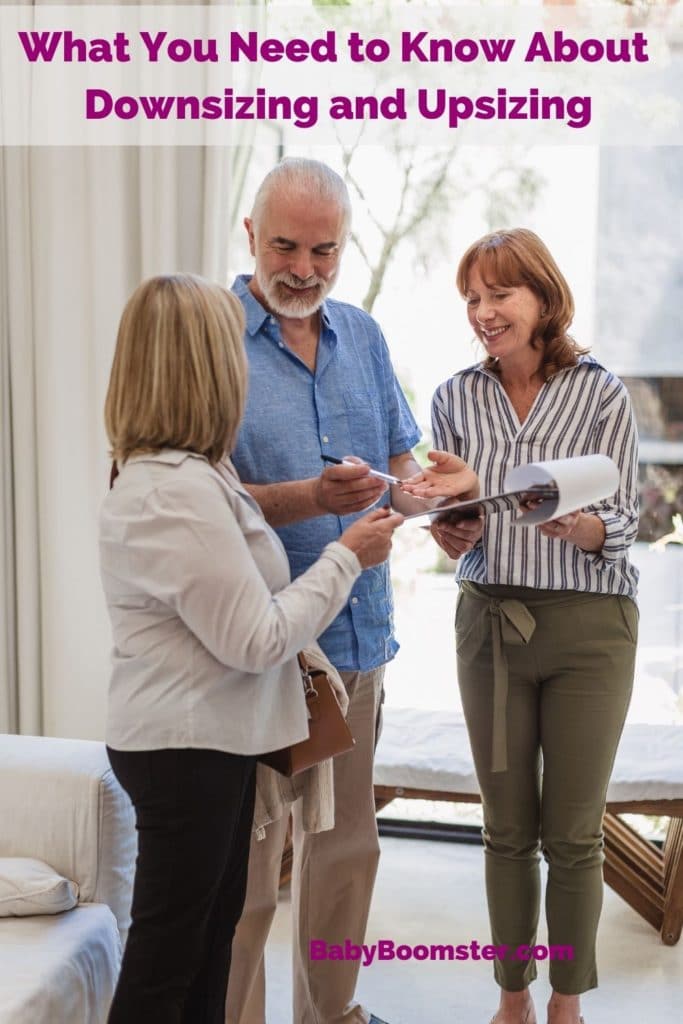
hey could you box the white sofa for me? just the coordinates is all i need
[0,734,136,1024]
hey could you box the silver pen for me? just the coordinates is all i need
[320,454,402,486]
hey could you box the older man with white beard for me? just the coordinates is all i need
[225,158,419,1024]
[226,159,476,1024]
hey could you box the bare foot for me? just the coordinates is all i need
[547,991,582,1024]
[490,988,537,1024]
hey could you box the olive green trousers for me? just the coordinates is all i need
[456,581,638,994]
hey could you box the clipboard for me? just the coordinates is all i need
[394,485,559,524]
[391,455,619,527]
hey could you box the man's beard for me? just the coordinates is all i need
[255,268,337,319]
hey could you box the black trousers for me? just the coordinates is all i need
[107,746,257,1024]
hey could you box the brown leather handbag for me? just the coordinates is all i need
[259,654,355,777]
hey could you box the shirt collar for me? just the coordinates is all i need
[123,449,207,467]
[469,353,602,382]
[231,274,333,336]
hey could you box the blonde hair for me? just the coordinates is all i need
[456,228,588,378]
[105,274,247,465]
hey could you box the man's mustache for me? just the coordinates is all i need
[273,273,326,290]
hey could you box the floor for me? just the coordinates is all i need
[259,836,683,1023]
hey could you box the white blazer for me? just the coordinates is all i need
[99,449,360,753]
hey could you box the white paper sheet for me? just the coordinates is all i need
[506,454,620,525]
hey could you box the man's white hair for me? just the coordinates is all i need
[250,158,352,236]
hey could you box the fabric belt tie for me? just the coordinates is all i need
[488,599,536,774]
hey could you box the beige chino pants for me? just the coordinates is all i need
[226,666,385,1024]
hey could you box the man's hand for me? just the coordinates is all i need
[430,516,484,560]
[315,456,387,515]
[400,450,480,501]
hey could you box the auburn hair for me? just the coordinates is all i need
[456,228,588,378]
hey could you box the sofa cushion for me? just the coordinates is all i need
[374,708,683,802]
[0,904,120,1023]
[0,735,136,941]
[0,857,79,917]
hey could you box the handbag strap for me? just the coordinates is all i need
[297,653,319,699]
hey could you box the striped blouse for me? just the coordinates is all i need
[431,356,639,599]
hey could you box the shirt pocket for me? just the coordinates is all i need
[342,387,385,459]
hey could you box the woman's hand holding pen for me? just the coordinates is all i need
[400,450,480,501]
[315,455,387,514]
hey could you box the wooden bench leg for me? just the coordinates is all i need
[603,812,683,945]
[662,816,683,945]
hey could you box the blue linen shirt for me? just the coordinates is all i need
[231,275,421,671]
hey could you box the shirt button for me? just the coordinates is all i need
[278,342,284,349]
[322,435,329,443]
[351,597,359,605]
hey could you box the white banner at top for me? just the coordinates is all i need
[0,3,681,146]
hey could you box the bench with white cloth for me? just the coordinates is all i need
[373,707,683,945]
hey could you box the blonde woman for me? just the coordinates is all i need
[100,274,403,1024]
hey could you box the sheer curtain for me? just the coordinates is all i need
[0,146,232,737]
